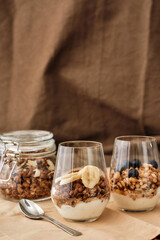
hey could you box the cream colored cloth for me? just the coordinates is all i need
[0,198,160,240]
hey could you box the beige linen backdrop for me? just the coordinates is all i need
[0,0,160,158]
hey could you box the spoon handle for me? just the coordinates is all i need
[42,215,82,236]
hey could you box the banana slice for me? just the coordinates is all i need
[55,165,100,187]
[60,173,81,185]
[81,165,100,188]
[55,172,81,184]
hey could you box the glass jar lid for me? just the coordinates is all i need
[1,130,53,143]
[0,130,56,155]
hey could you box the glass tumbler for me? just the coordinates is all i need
[110,136,160,212]
[51,141,110,222]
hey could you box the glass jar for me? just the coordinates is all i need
[52,141,110,222]
[0,130,56,201]
[110,136,160,212]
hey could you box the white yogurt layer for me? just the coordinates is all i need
[54,198,108,221]
[112,187,160,211]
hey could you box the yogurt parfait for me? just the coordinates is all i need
[110,136,160,212]
[52,165,110,221]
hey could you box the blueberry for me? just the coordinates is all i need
[128,169,139,179]
[148,160,158,169]
[120,160,133,172]
[132,159,141,169]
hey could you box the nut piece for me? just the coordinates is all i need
[33,169,40,177]
[114,172,120,180]
[47,160,55,171]
[27,160,37,167]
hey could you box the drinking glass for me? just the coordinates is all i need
[51,141,110,222]
[110,136,160,212]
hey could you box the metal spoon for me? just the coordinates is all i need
[19,199,82,236]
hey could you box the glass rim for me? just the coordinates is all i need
[59,140,102,149]
[115,135,156,142]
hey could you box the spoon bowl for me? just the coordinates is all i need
[19,199,44,219]
[19,199,82,236]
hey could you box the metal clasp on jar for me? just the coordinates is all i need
[0,141,19,182]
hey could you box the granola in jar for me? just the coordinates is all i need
[0,130,56,201]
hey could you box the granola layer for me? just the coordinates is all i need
[52,175,110,208]
[110,163,160,200]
